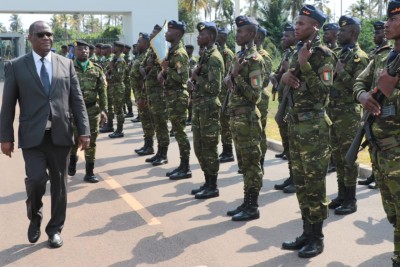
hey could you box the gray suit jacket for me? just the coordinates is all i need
[0,52,90,149]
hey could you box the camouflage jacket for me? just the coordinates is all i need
[330,43,369,105]
[193,44,224,99]
[74,60,107,111]
[258,47,273,89]
[288,39,336,113]
[130,51,147,97]
[165,41,189,90]
[274,47,295,99]
[218,44,235,77]
[106,53,126,85]
[353,48,400,140]
[369,42,391,60]
[188,56,198,77]
[141,48,162,88]
[228,45,265,109]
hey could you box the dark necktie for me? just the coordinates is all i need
[40,57,50,96]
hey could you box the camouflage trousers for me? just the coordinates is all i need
[327,105,360,186]
[71,106,100,163]
[278,119,292,173]
[230,109,263,192]
[258,90,270,159]
[147,87,169,147]
[370,145,400,263]
[137,97,155,140]
[192,98,221,176]
[109,83,126,128]
[165,90,190,161]
[124,83,133,110]
[288,113,330,223]
[219,89,232,145]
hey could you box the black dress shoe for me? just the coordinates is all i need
[275,152,285,158]
[28,222,41,243]
[281,154,288,160]
[48,233,63,248]
[283,183,296,193]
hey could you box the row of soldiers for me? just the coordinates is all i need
[66,0,400,264]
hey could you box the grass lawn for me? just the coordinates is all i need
[265,87,371,167]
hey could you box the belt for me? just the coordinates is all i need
[380,105,396,118]
[375,135,400,151]
[85,102,97,108]
[288,110,325,123]
[229,107,253,117]
[192,96,213,105]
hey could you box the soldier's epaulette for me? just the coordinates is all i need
[313,46,332,57]
[93,62,103,70]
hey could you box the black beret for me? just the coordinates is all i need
[89,44,95,49]
[168,20,186,32]
[139,32,150,40]
[218,27,229,35]
[283,22,295,32]
[258,26,267,36]
[338,15,361,27]
[102,44,112,49]
[197,21,217,33]
[113,41,125,48]
[154,24,162,31]
[185,44,194,49]
[323,23,339,32]
[388,0,400,17]
[235,16,259,27]
[95,43,103,48]
[75,40,89,47]
[299,5,327,26]
[61,44,67,49]
[373,20,385,30]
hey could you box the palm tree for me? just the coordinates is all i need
[181,0,208,16]
[284,0,304,21]
[215,0,235,27]
[9,14,23,33]
[0,22,7,33]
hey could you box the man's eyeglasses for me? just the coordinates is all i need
[35,32,53,38]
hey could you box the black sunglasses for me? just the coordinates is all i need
[35,32,53,38]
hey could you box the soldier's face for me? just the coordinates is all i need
[337,26,352,46]
[235,26,254,46]
[76,45,89,61]
[323,30,337,44]
[374,29,385,45]
[216,34,226,46]
[95,47,101,55]
[385,15,400,40]
[150,29,160,40]
[197,30,210,47]
[295,16,318,42]
[166,28,180,43]
[282,31,295,49]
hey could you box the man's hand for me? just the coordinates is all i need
[280,60,289,73]
[335,60,346,74]
[191,65,201,81]
[224,75,234,90]
[231,61,243,78]
[1,142,14,158]
[298,41,312,67]
[281,68,300,89]
[79,136,90,151]
[100,111,107,127]
[358,90,381,116]
[377,69,399,97]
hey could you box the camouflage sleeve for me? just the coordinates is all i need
[97,69,108,111]
[264,54,273,85]
[112,60,127,83]
[224,52,234,76]
[167,52,189,85]
[196,56,223,96]
[336,55,369,94]
[235,58,264,104]
[353,59,375,102]
[300,52,334,99]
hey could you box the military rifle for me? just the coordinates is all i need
[271,49,291,101]
[345,53,400,165]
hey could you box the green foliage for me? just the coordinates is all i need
[359,18,379,53]
[101,26,122,39]
[178,0,197,33]
[258,0,288,47]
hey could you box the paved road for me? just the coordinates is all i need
[0,82,393,267]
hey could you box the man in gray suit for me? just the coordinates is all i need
[0,21,90,248]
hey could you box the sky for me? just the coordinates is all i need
[0,0,358,31]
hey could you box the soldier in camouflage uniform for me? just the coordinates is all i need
[216,27,235,163]
[272,23,297,193]
[159,21,192,180]
[322,23,340,54]
[224,16,265,221]
[99,44,114,133]
[327,16,369,215]
[358,20,391,189]
[59,44,69,58]
[123,44,134,118]
[353,2,400,265]
[185,44,197,125]
[68,40,107,183]
[94,43,103,64]
[255,26,272,174]
[88,44,97,62]
[280,5,335,258]
[133,32,155,156]
[105,41,127,138]
[142,27,170,166]
[187,21,224,199]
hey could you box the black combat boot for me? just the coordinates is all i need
[131,115,141,123]
[282,219,312,250]
[283,183,296,193]
[195,175,219,199]
[169,158,192,180]
[136,138,154,156]
[146,145,161,163]
[152,146,168,166]
[219,144,234,163]
[298,222,324,258]
[227,189,249,216]
[232,189,260,221]
[274,177,292,190]
[358,173,375,185]
[191,176,209,195]
[166,159,183,177]
[68,154,78,176]
[368,182,378,189]
[83,162,99,183]
[125,107,134,118]
[275,151,286,158]
[109,125,124,138]
[393,260,400,267]
[99,121,114,133]
[335,186,357,215]
[328,181,345,209]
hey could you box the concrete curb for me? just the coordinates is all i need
[267,139,372,178]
